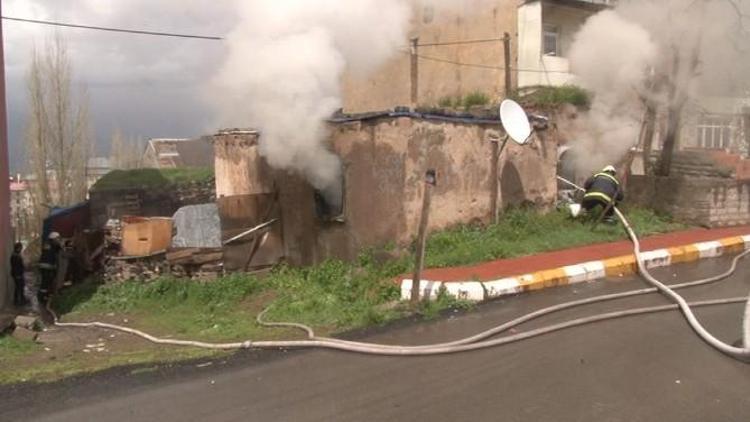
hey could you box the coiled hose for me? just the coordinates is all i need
[47,178,750,359]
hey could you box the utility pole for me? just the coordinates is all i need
[410,36,419,107]
[0,0,11,309]
[410,169,436,305]
[503,32,512,98]
[489,139,500,224]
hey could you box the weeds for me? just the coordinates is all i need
[424,207,685,268]
[438,91,491,110]
[517,85,591,108]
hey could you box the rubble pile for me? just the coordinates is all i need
[167,248,224,281]
[102,245,225,283]
[103,255,170,283]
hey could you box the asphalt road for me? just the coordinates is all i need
[2,256,750,421]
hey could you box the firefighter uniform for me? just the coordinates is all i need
[582,166,624,221]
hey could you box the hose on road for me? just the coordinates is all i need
[557,175,750,361]
[47,177,750,359]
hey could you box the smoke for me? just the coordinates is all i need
[567,0,750,175]
[210,0,485,207]
[567,10,657,173]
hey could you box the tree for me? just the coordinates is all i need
[24,35,91,215]
[109,128,144,170]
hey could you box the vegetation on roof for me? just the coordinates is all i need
[437,91,492,110]
[515,85,592,109]
[91,167,214,191]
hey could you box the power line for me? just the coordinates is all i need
[416,37,504,47]
[1,16,223,40]
[413,53,572,74]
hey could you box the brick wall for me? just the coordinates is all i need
[629,175,750,227]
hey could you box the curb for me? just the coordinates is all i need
[400,234,750,302]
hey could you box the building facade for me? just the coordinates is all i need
[216,113,558,266]
[517,0,614,88]
[342,0,519,112]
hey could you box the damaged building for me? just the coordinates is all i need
[216,110,558,266]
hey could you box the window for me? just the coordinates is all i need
[543,25,560,56]
[697,114,733,150]
[314,172,345,223]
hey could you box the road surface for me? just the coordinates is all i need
[2,256,749,421]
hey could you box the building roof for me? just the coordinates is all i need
[147,137,215,168]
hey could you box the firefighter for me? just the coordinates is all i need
[582,165,623,224]
[38,232,62,303]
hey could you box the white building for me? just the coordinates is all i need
[517,0,615,88]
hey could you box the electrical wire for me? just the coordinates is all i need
[2,16,223,40]
[415,38,505,47]
[411,52,573,74]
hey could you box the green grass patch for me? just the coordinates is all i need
[0,336,39,363]
[424,207,685,268]
[517,85,591,108]
[91,167,214,192]
[9,206,687,384]
[438,91,491,110]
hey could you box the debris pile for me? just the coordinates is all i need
[103,254,170,283]
[167,248,224,280]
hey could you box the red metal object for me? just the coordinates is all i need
[0,1,11,307]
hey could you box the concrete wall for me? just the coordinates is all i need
[629,175,750,227]
[342,0,518,112]
[277,115,558,265]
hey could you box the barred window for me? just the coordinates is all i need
[697,114,733,149]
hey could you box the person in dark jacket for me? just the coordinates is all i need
[38,232,62,303]
[582,165,624,223]
[10,242,26,307]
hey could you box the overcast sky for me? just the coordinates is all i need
[3,0,240,172]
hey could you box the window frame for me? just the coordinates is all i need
[543,24,560,57]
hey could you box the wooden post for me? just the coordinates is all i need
[410,37,419,107]
[410,170,436,305]
[489,140,499,224]
[503,32,512,98]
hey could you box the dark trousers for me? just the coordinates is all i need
[582,197,614,218]
[13,275,26,306]
[40,269,56,303]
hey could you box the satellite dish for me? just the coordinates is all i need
[500,99,532,145]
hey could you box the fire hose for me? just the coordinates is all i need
[46,177,750,360]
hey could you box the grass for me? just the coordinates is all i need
[438,91,491,110]
[516,85,591,108]
[0,336,39,363]
[91,167,214,191]
[424,207,685,268]
[4,206,686,384]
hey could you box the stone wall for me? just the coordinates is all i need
[89,178,216,228]
[277,114,558,265]
[628,175,750,227]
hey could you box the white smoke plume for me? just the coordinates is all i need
[567,10,657,173]
[210,0,486,206]
[567,0,750,175]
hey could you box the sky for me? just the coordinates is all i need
[3,0,239,172]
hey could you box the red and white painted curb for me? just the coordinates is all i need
[401,235,750,302]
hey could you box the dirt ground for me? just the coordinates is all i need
[1,311,218,384]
